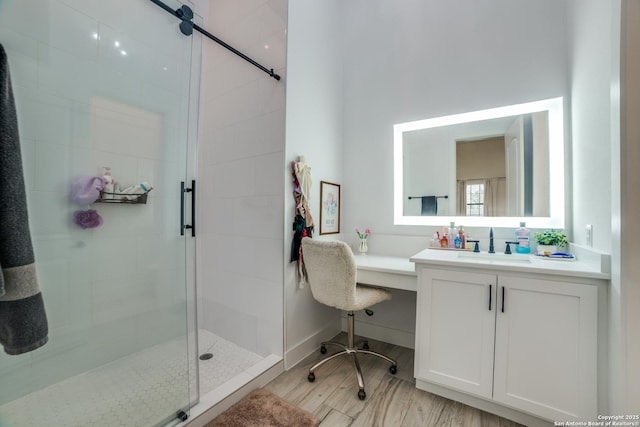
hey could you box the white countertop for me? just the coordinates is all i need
[353,254,416,276]
[410,248,610,280]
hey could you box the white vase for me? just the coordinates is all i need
[536,244,557,254]
[358,238,368,253]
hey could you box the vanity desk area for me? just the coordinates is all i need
[354,248,610,427]
[353,254,417,291]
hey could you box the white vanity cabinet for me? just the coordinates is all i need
[415,269,497,398]
[415,266,598,423]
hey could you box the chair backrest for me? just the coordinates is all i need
[301,238,357,311]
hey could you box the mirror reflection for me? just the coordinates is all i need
[402,111,549,217]
[393,97,565,228]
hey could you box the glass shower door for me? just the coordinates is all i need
[0,0,196,425]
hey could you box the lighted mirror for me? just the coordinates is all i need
[393,97,565,228]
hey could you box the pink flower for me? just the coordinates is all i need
[356,228,371,239]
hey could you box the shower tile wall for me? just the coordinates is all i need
[0,0,195,405]
[197,0,287,359]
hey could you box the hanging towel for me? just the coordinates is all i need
[421,196,437,216]
[0,44,48,355]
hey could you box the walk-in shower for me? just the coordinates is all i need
[0,0,286,425]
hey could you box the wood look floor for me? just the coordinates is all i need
[265,333,524,427]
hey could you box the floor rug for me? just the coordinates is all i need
[205,389,320,427]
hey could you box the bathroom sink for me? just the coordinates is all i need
[457,252,532,263]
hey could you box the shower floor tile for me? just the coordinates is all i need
[0,330,263,427]
[197,330,262,396]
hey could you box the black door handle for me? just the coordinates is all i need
[189,180,195,237]
[501,286,505,313]
[180,180,196,237]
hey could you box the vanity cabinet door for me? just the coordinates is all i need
[415,268,497,399]
[493,276,598,421]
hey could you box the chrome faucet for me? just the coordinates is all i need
[489,227,495,254]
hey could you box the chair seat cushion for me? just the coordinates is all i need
[346,284,392,311]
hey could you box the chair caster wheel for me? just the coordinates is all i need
[389,365,397,375]
[308,372,315,382]
[358,389,366,400]
[320,345,327,354]
[363,341,370,350]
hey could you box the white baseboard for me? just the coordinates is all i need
[416,379,552,427]
[284,320,342,369]
[342,318,415,349]
[184,360,284,427]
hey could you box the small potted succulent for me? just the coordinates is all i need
[533,229,567,253]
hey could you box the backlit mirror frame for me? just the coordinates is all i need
[393,97,565,228]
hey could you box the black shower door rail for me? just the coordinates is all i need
[149,0,281,81]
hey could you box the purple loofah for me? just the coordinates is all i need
[70,176,105,205]
[73,209,103,229]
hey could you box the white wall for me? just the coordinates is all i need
[566,0,618,406]
[567,0,614,252]
[196,0,286,359]
[403,131,453,217]
[341,0,570,250]
[0,0,199,404]
[567,0,640,413]
[284,0,345,367]
[594,0,640,414]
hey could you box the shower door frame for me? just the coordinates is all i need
[0,0,202,425]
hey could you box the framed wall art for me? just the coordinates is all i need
[319,181,340,235]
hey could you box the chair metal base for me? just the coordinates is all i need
[307,312,397,400]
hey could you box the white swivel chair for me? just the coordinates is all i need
[301,237,397,400]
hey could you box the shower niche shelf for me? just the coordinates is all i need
[95,191,151,204]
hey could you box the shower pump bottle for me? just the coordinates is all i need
[102,166,115,199]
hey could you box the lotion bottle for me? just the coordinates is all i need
[448,222,457,248]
